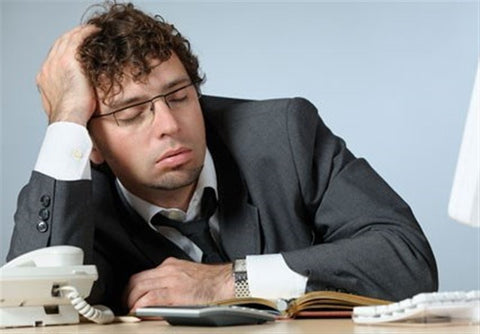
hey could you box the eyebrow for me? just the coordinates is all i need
[109,76,191,110]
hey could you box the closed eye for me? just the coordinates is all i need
[114,103,150,125]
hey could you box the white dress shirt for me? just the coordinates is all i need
[34,121,307,299]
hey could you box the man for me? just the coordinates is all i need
[7,2,437,314]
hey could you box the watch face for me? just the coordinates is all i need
[235,272,248,281]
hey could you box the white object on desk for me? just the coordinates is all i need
[0,246,112,328]
[352,290,480,324]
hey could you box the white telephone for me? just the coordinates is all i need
[0,246,114,328]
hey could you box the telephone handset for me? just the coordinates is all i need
[0,246,114,328]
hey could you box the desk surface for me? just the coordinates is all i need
[1,318,479,334]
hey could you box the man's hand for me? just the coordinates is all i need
[36,25,99,126]
[124,258,235,311]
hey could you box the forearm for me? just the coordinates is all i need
[285,102,437,300]
[8,122,95,262]
[8,172,94,261]
[282,227,438,301]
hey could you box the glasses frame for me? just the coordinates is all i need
[90,81,200,125]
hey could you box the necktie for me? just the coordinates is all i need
[151,187,225,263]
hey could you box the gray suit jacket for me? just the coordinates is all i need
[8,96,438,314]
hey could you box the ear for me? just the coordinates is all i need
[90,141,105,165]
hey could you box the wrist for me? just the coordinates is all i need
[48,99,96,127]
[217,263,235,300]
[49,112,89,127]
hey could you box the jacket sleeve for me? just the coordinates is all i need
[8,171,94,260]
[281,98,438,301]
[6,171,111,307]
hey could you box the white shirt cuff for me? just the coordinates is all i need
[246,253,308,300]
[34,122,92,180]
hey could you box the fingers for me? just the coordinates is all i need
[131,289,170,310]
[127,277,165,310]
[125,271,165,309]
[37,25,95,87]
[36,24,100,125]
[123,258,235,312]
[124,258,183,310]
[124,258,176,300]
[128,278,180,311]
[46,25,97,61]
[36,84,51,115]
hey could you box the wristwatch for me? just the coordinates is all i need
[233,259,250,298]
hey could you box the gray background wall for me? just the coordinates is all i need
[1,0,479,292]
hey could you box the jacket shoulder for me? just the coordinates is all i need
[201,95,320,128]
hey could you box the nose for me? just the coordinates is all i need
[150,98,180,136]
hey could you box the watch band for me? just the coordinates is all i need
[233,259,250,298]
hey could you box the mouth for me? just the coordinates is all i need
[156,147,193,167]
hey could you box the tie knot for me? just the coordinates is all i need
[160,209,186,222]
[150,187,224,263]
[151,187,217,228]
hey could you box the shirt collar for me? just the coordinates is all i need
[117,149,217,224]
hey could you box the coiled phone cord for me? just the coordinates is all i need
[56,286,115,324]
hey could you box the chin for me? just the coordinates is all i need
[149,167,203,191]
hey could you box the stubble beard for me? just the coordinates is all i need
[146,164,204,191]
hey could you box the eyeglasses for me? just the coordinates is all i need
[91,81,199,129]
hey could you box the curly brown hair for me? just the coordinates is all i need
[78,1,204,104]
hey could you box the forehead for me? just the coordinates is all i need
[98,53,190,106]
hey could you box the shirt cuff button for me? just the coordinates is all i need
[72,149,84,160]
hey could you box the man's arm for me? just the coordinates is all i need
[282,98,438,301]
[7,25,113,304]
[7,123,94,261]
[8,25,99,260]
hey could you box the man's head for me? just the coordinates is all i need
[79,1,203,103]
[81,2,207,206]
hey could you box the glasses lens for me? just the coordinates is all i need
[111,82,197,129]
[114,101,152,127]
[165,84,194,110]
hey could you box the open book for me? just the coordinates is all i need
[214,291,390,318]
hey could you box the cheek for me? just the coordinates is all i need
[185,111,206,141]
[91,125,142,164]
[98,138,148,182]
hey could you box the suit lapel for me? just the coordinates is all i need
[206,118,262,260]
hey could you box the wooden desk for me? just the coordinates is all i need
[1,318,479,334]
